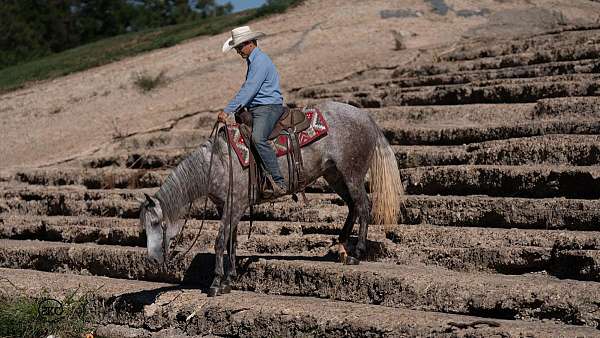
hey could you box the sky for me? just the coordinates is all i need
[216,0,267,12]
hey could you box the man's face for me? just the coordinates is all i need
[235,41,253,59]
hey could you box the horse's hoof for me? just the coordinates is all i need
[207,287,221,297]
[220,284,232,294]
[344,256,360,265]
[339,252,348,264]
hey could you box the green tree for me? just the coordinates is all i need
[0,0,235,70]
[0,0,75,68]
[196,0,232,18]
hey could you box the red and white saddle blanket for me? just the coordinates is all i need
[226,107,329,167]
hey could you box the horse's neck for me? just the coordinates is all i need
[156,145,213,223]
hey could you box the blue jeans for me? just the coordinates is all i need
[249,104,285,186]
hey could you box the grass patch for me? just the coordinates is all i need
[0,289,93,338]
[0,0,304,94]
[133,70,168,93]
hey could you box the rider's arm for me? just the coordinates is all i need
[223,56,268,116]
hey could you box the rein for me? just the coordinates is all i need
[162,122,221,265]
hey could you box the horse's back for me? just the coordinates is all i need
[301,101,381,175]
[316,101,381,143]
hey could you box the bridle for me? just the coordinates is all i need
[157,120,236,268]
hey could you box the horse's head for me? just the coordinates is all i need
[139,193,173,265]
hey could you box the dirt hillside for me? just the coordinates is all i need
[1,0,598,169]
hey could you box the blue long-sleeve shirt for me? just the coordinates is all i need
[224,47,283,114]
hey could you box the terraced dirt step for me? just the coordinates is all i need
[386,225,600,251]
[439,28,600,62]
[113,130,211,152]
[10,135,599,186]
[386,225,600,275]
[0,227,540,275]
[0,186,344,222]
[298,57,600,99]
[7,167,167,189]
[372,100,600,145]
[8,156,600,197]
[402,195,600,230]
[369,96,599,123]
[78,148,190,169]
[382,119,600,145]
[0,214,361,238]
[401,165,600,199]
[388,59,600,88]
[1,241,599,328]
[3,167,332,193]
[395,134,600,167]
[3,215,600,275]
[401,45,600,79]
[306,74,600,107]
[3,186,600,230]
[5,214,599,248]
[10,156,600,196]
[3,269,596,338]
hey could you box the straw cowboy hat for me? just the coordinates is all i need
[222,26,266,53]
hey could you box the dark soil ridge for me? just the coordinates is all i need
[2,268,596,338]
[1,240,599,328]
[395,134,600,168]
[401,165,600,199]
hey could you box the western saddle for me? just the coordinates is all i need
[236,106,311,139]
[235,106,311,203]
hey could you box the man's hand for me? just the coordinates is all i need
[217,111,235,125]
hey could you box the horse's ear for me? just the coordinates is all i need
[144,193,155,207]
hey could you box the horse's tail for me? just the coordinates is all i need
[369,131,403,225]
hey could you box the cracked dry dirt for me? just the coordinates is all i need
[2,0,600,337]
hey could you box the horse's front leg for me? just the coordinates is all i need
[208,207,243,297]
[220,221,239,294]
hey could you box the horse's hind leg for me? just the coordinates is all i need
[350,180,370,263]
[324,170,357,264]
[334,178,369,265]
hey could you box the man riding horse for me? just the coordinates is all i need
[217,26,287,198]
[139,25,403,297]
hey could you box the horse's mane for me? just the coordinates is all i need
[155,138,220,224]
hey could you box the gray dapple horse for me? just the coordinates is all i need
[140,101,403,296]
